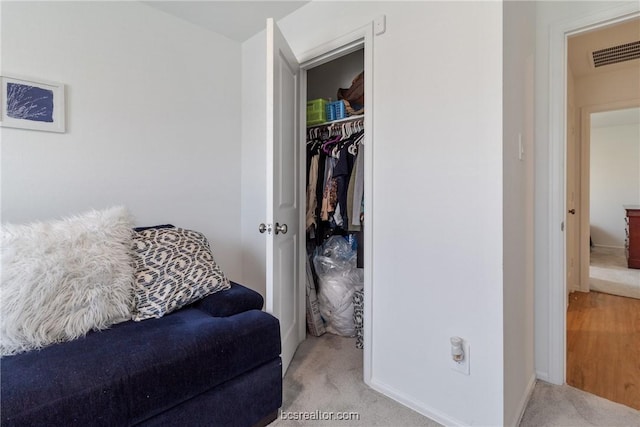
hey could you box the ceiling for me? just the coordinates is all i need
[144,1,310,42]
[146,4,640,74]
[568,18,640,78]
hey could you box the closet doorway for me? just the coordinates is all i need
[297,27,374,384]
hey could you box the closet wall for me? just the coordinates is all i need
[307,50,365,101]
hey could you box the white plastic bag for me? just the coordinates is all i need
[313,236,363,336]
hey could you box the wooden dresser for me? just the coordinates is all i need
[624,205,640,269]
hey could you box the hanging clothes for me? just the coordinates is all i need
[320,157,337,221]
[306,118,364,248]
[306,154,319,230]
[333,131,361,227]
[351,144,364,228]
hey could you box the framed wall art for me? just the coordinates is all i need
[0,75,66,133]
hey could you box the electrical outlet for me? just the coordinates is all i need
[451,341,470,375]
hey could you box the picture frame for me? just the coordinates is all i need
[0,75,66,133]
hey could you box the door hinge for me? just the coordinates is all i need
[561,221,564,232]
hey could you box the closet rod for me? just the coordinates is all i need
[306,114,364,129]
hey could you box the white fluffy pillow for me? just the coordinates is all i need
[0,206,135,356]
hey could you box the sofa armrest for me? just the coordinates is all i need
[192,281,264,317]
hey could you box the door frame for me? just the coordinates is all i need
[579,99,640,293]
[566,91,580,294]
[297,21,375,384]
[544,3,640,385]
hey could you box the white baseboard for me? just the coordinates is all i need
[535,370,548,382]
[592,244,624,250]
[370,373,537,427]
[369,377,468,426]
[509,374,537,427]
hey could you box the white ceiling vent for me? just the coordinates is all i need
[592,40,640,67]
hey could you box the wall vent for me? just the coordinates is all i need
[592,40,640,67]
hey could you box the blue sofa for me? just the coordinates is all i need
[1,282,282,427]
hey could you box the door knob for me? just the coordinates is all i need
[568,209,576,215]
[259,223,271,234]
[275,223,288,235]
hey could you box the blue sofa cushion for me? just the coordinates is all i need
[1,283,281,426]
[194,280,264,317]
[139,358,283,427]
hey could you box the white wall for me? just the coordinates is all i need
[590,123,640,247]
[243,2,506,425]
[503,1,536,425]
[533,0,637,382]
[0,1,244,280]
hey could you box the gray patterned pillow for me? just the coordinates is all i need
[131,228,230,321]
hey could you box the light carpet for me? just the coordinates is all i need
[520,381,640,427]
[270,333,640,426]
[270,334,440,426]
[589,247,640,299]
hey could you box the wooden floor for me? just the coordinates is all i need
[567,291,640,410]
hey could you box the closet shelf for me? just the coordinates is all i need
[306,114,364,129]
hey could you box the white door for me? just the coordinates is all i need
[265,18,304,375]
[566,103,579,294]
